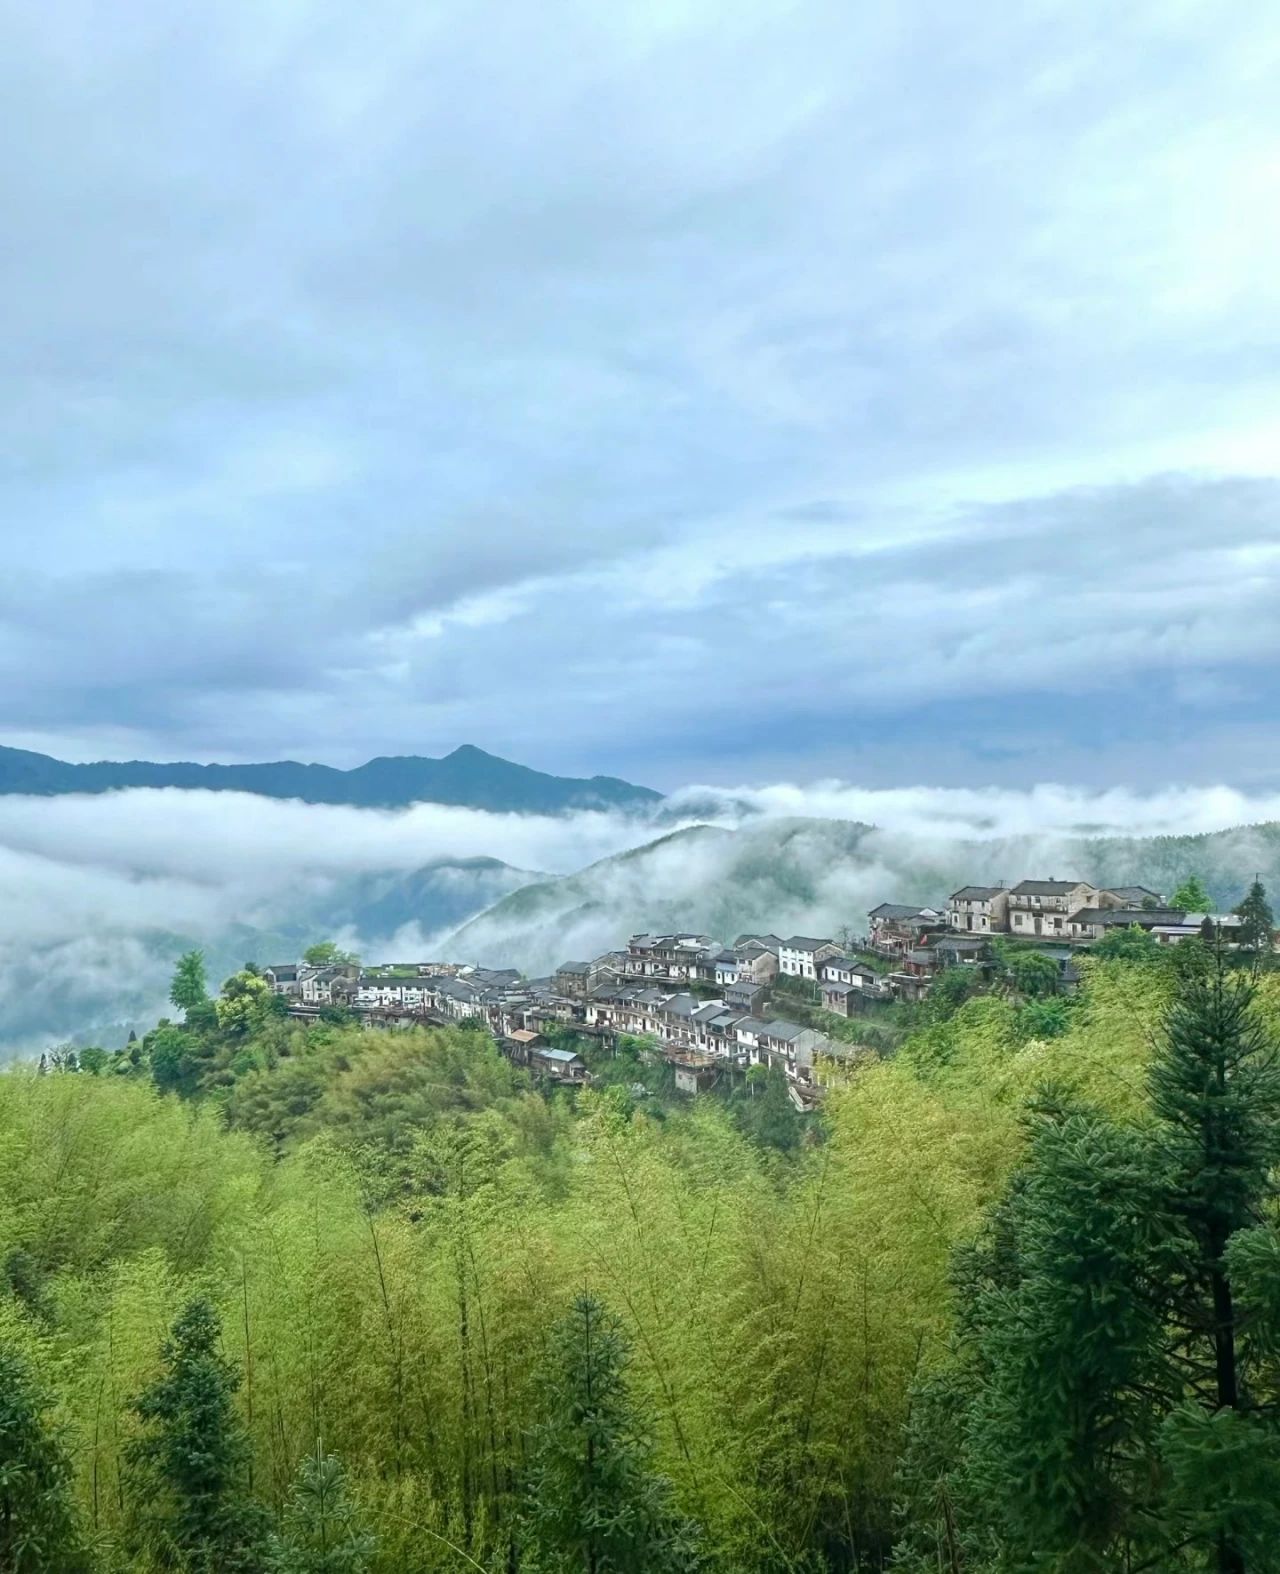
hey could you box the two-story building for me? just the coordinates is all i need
[734,940,779,985]
[778,936,841,979]
[946,886,1010,934]
[1006,880,1101,938]
[623,933,715,981]
[553,960,592,999]
[867,904,945,957]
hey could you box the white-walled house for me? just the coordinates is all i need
[946,886,1010,935]
[1006,881,1100,938]
[778,937,841,979]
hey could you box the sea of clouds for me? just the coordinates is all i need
[3,779,1280,1057]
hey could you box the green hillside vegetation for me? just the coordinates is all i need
[5,937,1280,1570]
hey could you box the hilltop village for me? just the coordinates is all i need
[265,877,1244,1106]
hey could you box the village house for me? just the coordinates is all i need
[1006,880,1101,937]
[778,936,841,980]
[820,954,878,987]
[673,1061,720,1095]
[724,978,767,1014]
[299,964,359,1005]
[867,903,945,958]
[532,1046,589,1083]
[733,939,779,984]
[264,964,299,995]
[930,935,994,974]
[355,975,432,1010]
[711,949,740,986]
[623,933,716,981]
[553,960,591,999]
[946,885,1010,934]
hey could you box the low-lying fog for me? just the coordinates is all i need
[4,779,1279,1057]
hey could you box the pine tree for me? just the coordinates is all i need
[959,1103,1168,1570]
[267,1444,375,1574]
[1234,880,1275,959]
[127,1297,268,1573]
[170,949,209,1014]
[0,1343,91,1573]
[521,1292,703,1573]
[1148,954,1280,1572]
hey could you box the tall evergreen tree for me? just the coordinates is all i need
[959,1103,1168,1570]
[1233,880,1275,960]
[0,1343,91,1573]
[127,1297,267,1573]
[521,1292,702,1573]
[1148,955,1280,1572]
[267,1445,375,1574]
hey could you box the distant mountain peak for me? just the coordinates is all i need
[0,742,662,816]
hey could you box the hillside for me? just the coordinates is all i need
[0,742,662,814]
[447,814,1280,972]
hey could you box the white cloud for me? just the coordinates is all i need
[4,773,1280,1055]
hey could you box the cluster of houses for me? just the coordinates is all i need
[868,878,1242,979]
[262,874,1241,1103]
[262,931,875,1104]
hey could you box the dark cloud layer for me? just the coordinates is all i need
[3,1,1279,783]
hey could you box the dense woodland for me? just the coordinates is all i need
[5,905,1280,1571]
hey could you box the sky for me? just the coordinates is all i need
[4,0,1280,790]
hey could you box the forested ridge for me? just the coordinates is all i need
[6,936,1280,1570]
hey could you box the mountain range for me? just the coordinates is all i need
[0,742,661,815]
[443,816,1280,977]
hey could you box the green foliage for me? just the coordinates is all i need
[1234,878,1276,955]
[998,945,1061,998]
[14,947,1280,1573]
[267,1445,375,1573]
[1172,874,1212,911]
[899,953,1280,1572]
[217,970,274,1037]
[729,1064,803,1153]
[1093,922,1160,962]
[0,1342,90,1572]
[520,1292,703,1572]
[127,1297,269,1572]
[301,942,360,968]
[170,949,209,1014]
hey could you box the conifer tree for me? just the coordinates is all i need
[960,1103,1168,1569]
[0,1343,91,1573]
[1148,954,1280,1572]
[267,1444,375,1574]
[1234,880,1275,959]
[521,1291,702,1573]
[127,1297,268,1573]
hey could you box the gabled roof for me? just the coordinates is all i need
[1010,879,1093,896]
[949,885,1003,901]
[555,960,591,974]
[868,902,936,920]
[782,936,835,952]
[1105,885,1164,903]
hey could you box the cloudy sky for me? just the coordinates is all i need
[5,0,1280,791]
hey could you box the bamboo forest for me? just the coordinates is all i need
[5,938,1280,1572]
